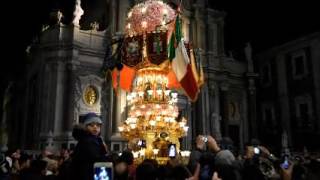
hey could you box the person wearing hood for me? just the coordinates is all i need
[69,112,108,180]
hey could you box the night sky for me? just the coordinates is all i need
[211,1,320,52]
[1,0,320,90]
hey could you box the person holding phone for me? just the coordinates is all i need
[70,112,108,180]
[281,155,290,169]
[280,156,294,180]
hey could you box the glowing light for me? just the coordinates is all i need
[180,150,191,157]
[156,90,162,95]
[140,149,145,157]
[130,124,137,129]
[118,126,124,132]
[147,90,153,96]
[163,9,168,16]
[149,120,156,126]
[133,151,139,158]
[179,121,186,127]
[153,148,159,155]
[141,21,147,28]
[138,91,144,97]
[171,92,178,98]
[141,6,147,14]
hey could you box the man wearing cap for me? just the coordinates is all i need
[69,112,108,180]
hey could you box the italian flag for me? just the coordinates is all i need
[168,15,199,101]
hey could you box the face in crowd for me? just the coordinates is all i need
[86,122,102,136]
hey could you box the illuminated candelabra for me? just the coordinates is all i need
[116,0,191,164]
[118,65,189,160]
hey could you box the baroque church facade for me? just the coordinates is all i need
[2,0,257,153]
[255,32,320,151]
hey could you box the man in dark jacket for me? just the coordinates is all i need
[70,113,108,180]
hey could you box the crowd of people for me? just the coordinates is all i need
[1,112,320,180]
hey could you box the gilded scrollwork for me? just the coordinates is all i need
[83,85,98,106]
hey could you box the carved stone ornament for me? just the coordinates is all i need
[76,75,103,115]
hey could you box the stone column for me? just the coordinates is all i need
[245,43,258,139]
[210,82,222,140]
[53,61,65,137]
[107,85,115,141]
[220,83,229,137]
[186,102,192,150]
[115,89,127,136]
[110,0,118,33]
[196,49,210,135]
[240,89,249,153]
[40,61,59,150]
[118,0,130,31]
[110,89,127,151]
[193,4,205,51]
[276,54,292,146]
[204,11,216,54]
[100,81,110,141]
[203,83,211,135]
[39,61,57,144]
[65,62,78,132]
[247,78,258,138]
[110,0,130,33]
[217,20,225,56]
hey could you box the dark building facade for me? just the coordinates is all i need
[255,32,320,152]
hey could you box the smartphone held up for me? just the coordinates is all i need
[94,162,113,180]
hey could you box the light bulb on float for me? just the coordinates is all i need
[128,11,132,18]
[141,6,147,14]
[153,149,159,158]
[118,126,124,132]
[149,120,156,126]
[141,21,147,28]
[163,9,168,16]
[127,23,131,29]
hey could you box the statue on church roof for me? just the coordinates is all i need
[73,0,84,26]
[90,22,100,31]
[244,42,252,62]
[49,9,63,25]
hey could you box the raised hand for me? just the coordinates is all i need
[207,135,221,153]
[212,172,222,180]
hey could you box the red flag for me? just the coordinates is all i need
[119,65,136,92]
[167,70,181,89]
